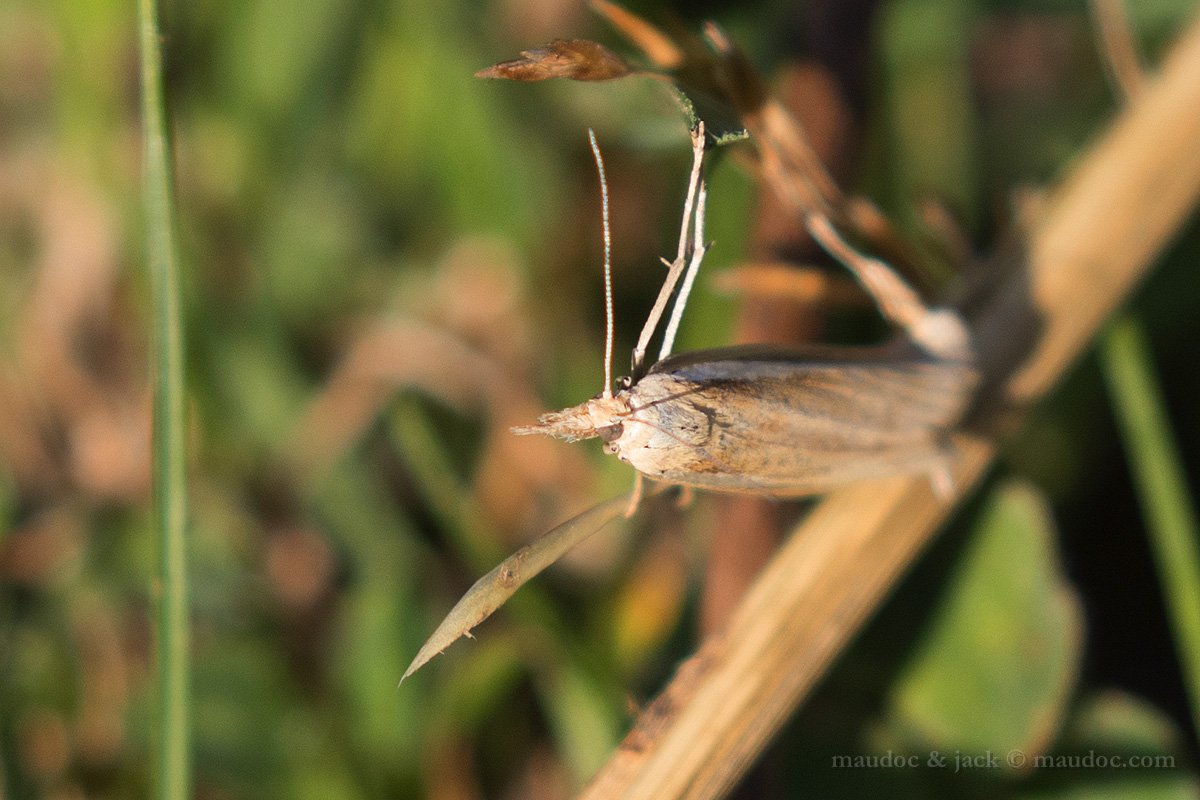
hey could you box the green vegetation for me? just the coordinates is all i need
[0,1,1197,797]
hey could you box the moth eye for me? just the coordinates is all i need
[603,441,620,455]
[598,422,624,445]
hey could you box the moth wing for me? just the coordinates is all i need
[625,352,976,495]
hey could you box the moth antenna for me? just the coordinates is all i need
[589,128,615,399]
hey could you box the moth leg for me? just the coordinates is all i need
[927,463,955,502]
[675,485,695,509]
[632,121,708,374]
[806,212,973,362]
[659,126,710,362]
[624,471,645,519]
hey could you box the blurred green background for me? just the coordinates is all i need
[1,0,1198,797]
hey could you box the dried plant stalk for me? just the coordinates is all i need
[580,13,1200,800]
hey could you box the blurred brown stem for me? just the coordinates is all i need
[1090,0,1147,101]
[580,12,1200,800]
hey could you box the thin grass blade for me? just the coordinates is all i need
[138,0,190,796]
[1101,314,1200,738]
[401,491,636,683]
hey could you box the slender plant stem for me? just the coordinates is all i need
[1100,313,1200,740]
[138,0,191,795]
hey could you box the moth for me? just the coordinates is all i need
[513,123,977,501]
[401,123,976,681]
[516,342,974,496]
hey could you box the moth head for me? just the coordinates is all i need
[511,394,629,443]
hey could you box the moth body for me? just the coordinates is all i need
[514,344,977,496]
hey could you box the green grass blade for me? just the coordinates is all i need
[1100,313,1200,739]
[138,0,191,796]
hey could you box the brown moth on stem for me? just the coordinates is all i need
[403,5,984,681]
[402,120,979,681]
[512,122,977,499]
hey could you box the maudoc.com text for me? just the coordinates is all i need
[831,750,1177,773]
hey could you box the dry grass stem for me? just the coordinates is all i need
[1090,0,1147,100]
[710,262,868,307]
[580,13,1200,800]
